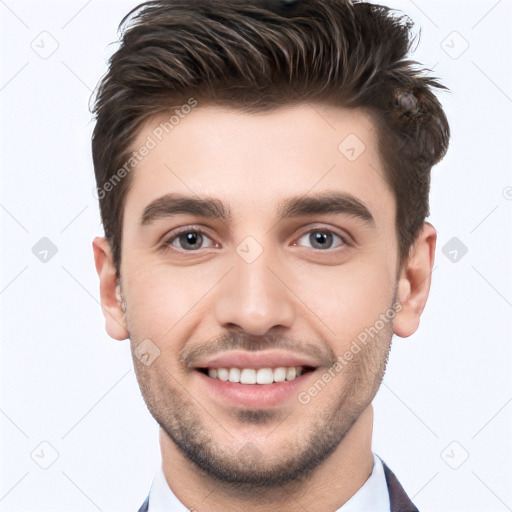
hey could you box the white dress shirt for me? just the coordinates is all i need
[147,452,390,511]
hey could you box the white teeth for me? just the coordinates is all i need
[228,368,240,382]
[256,368,273,385]
[216,368,229,381]
[206,366,305,384]
[240,368,256,384]
[286,367,296,381]
[273,367,287,382]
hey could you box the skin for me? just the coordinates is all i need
[93,103,436,512]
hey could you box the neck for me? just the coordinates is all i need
[159,404,375,512]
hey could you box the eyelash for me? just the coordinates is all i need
[161,226,350,252]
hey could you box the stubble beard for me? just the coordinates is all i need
[122,290,395,492]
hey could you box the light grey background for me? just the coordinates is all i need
[1,0,511,511]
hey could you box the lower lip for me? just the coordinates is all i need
[195,370,316,408]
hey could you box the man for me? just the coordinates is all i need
[91,0,449,510]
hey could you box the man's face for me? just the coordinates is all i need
[118,104,399,486]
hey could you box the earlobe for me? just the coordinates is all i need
[92,236,129,340]
[393,222,437,338]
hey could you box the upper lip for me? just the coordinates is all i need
[191,350,320,370]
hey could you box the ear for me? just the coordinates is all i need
[393,222,437,338]
[92,236,129,340]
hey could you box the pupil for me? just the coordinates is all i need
[311,231,332,249]
[181,232,202,249]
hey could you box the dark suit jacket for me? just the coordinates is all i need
[137,459,418,512]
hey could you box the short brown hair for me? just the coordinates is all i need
[92,0,450,276]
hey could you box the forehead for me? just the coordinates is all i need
[124,103,395,227]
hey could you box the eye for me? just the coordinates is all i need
[294,228,347,250]
[162,229,217,251]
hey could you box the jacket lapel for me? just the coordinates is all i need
[137,495,149,512]
[381,460,419,512]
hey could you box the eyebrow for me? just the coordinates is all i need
[140,191,375,226]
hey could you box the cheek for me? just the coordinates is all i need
[122,266,173,336]
[122,262,215,339]
[300,257,395,343]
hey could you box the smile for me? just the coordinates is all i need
[198,366,316,384]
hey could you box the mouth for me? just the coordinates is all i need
[190,350,321,407]
[196,365,317,384]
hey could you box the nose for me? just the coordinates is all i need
[214,249,296,336]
